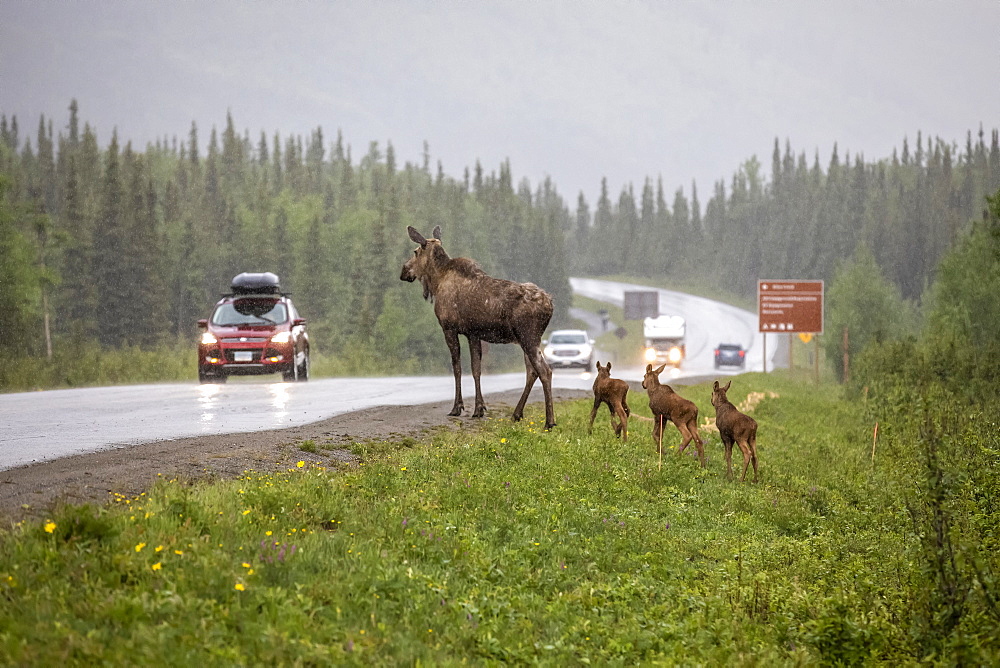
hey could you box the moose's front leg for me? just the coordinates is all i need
[443,329,464,416]
[469,335,487,418]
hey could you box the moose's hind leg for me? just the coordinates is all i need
[511,350,539,422]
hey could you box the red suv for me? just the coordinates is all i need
[197,272,310,383]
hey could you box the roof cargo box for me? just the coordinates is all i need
[231,272,281,295]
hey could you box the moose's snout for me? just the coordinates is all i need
[400,264,415,282]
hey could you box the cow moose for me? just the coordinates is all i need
[588,361,630,442]
[641,363,706,466]
[711,380,759,482]
[400,226,556,429]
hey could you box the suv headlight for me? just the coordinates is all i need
[271,331,291,343]
[201,332,218,345]
[644,347,657,363]
[668,347,682,363]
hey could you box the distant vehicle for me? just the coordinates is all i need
[197,272,310,383]
[714,343,746,369]
[543,329,595,370]
[643,315,685,367]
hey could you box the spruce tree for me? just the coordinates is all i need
[94,132,129,347]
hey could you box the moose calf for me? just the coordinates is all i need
[588,361,630,442]
[641,363,706,466]
[711,380,759,482]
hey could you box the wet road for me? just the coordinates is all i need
[569,277,771,379]
[0,372,599,471]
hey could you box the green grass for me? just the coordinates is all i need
[6,372,994,664]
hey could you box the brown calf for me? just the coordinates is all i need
[641,363,705,466]
[711,380,759,482]
[588,361,630,441]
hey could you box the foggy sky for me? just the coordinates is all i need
[2,1,998,205]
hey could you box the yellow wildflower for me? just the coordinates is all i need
[235,583,246,591]
[151,562,162,571]
[135,542,146,552]
[296,461,305,468]
[44,522,56,534]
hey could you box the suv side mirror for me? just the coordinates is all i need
[293,318,307,327]
[197,319,208,329]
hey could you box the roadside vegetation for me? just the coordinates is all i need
[3,367,999,664]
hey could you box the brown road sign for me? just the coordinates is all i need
[758,280,824,334]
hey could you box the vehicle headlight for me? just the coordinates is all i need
[544,346,554,357]
[271,331,291,343]
[201,332,217,345]
[668,347,682,363]
[644,347,657,362]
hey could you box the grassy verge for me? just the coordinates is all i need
[6,372,992,664]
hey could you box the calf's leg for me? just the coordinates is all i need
[588,397,601,434]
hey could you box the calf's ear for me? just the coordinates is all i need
[606,362,612,371]
[713,380,720,390]
[724,380,732,392]
[432,225,442,240]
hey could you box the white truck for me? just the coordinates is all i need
[643,315,686,367]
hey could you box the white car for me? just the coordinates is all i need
[543,329,595,370]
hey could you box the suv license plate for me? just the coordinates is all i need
[234,351,253,362]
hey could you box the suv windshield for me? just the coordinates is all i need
[212,301,288,326]
[551,333,587,344]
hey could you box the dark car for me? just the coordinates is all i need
[197,272,310,383]
[714,343,746,369]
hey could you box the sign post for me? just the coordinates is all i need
[758,280,824,374]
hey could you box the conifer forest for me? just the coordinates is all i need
[1,100,998,380]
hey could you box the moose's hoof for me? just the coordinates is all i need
[448,408,463,417]
[472,407,486,418]
[544,422,557,431]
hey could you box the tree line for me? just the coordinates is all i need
[1,100,998,378]
[0,102,572,372]
[573,130,1000,303]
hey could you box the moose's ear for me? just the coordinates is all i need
[606,362,612,370]
[655,364,666,374]
[724,380,732,392]
[432,225,442,240]
[713,380,720,390]
[645,364,653,372]
[408,226,427,246]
